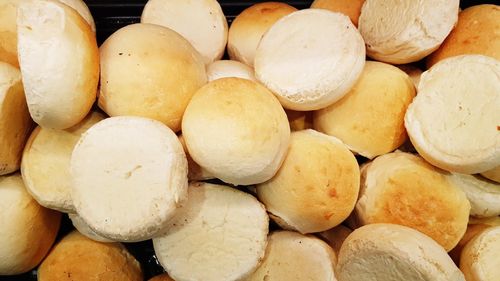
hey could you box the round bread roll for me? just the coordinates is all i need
[70,116,188,242]
[0,173,61,275]
[450,173,500,218]
[481,166,500,183]
[255,9,365,111]
[337,224,465,281]
[0,0,20,67]
[153,182,269,281]
[286,109,313,131]
[358,0,459,64]
[68,213,114,243]
[38,231,142,281]
[397,64,422,89]
[460,226,500,281]
[257,129,360,234]
[182,78,290,185]
[0,62,32,175]
[141,0,227,64]
[21,111,105,212]
[405,55,500,174]
[355,152,470,251]
[314,61,416,159]
[178,134,213,181]
[98,23,206,132]
[149,273,175,281]
[227,2,297,67]
[207,60,256,82]
[318,225,353,256]
[17,0,98,129]
[427,5,500,68]
[58,0,96,32]
[310,0,364,26]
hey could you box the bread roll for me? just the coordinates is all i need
[0,0,20,67]
[207,60,256,82]
[310,0,364,26]
[149,273,175,281]
[38,231,142,281]
[481,166,500,183]
[397,64,422,88]
[58,0,96,32]
[153,182,268,281]
[17,0,98,129]
[286,109,313,131]
[141,0,227,64]
[68,213,114,243]
[21,111,105,212]
[98,23,207,132]
[358,0,459,64]
[460,226,500,281]
[314,61,416,159]
[450,173,500,218]
[178,134,214,181]
[70,116,188,242]
[405,55,500,174]
[318,225,353,256]
[227,2,297,67]
[0,62,32,175]
[257,129,360,234]
[427,5,500,68]
[0,173,61,275]
[337,224,465,281]
[355,152,470,251]
[182,78,290,185]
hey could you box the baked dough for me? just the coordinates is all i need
[460,226,500,281]
[207,60,256,82]
[450,173,500,218]
[481,166,500,183]
[68,213,114,243]
[311,0,365,26]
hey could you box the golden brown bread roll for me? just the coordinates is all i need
[0,0,19,67]
[460,226,500,281]
[310,0,365,26]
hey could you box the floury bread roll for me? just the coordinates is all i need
[310,0,365,26]
[21,111,105,212]
[17,0,98,129]
[0,174,61,275]
[0,0,20,67]
[318,225,353,255]
[149,273,175,281]
[355,152,470,251]
[182,78,290,185]
[141,0,227,64]
[38,231,143,281]
[337,224,466,281]
[286,109,313,131]
[153,182,268,281]
[178,135,213,181]
[206,60,256,82]
[314,61,416,159]
[255,9,365,111]
[450,173,500,218]
[98,23,206,132]
[481,166,500,183]
[58,0,96,32]
[227,2,297,67]
[257,130,360,234]
[358,0,459,64]
[68,213,114,243]
[405,55,500,174]
[71,116,188,242]
[460,226,500,281]
[0,62,32,175]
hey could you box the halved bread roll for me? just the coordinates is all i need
[153,182,268,281]
[286,109,313,131]
[207,60,256,82]
[178,134,214,181]
[450,173,500,218]
[311,0,365,26]
[255,9,365,111]
[481,166,500,183]
[460,226,500,281]
[70,116,188,242]
[58,0,96,32]
[397,64,422,89]
[0,0,20,67]
[17,0,98,129]
[405,55,500,174]
[68,213,114,243]
[318,225,353,256]
[149,273,175,281]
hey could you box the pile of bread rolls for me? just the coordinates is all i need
[0,0,498,280]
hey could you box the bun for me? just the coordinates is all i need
[178,134,213,181]
[58,0,96,32]
[450,173,500,218]
[460,226,500,281]
[207,60,256,82]
[311,0,365,26]
[0,0,20,67]
[68,213,114,243]
[481,166,500,183]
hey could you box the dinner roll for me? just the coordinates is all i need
[0,62,32,175]
[481,166,500,183]
[286,109,313,131]
[405,55,500,174]
[58,0,96,32]
[427,5,500,68]
[227,2,297,67]
[314,61,416,159]
[0,0,20,67]
[21,111,105,212]
[337,224,465,281]
[450,173,500,218]
[98,23,206,132]
[38,231,143,281]
[460,226,500,281]
[397,64,422,88]
[71,116,188,242]
[310,0,364,26]
[182,78,290,185]
[358,0,459,64]
[257,129,360,234]
[141,0,227,64]
[178,135,214,181]
[149,273,175,281]
[207,60,256,82]
[68,213,114,243]
[318,225,353,255]
[355,152,470,251]
[0,173,61,275]
[153,182,268,281]
[17,0,98,129]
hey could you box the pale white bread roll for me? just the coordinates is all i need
[38,231,143,281]
[98,23,207,133]
[481,166,500,183]
[397,64,422,89]
[245,231,337,281]
[318,225,353,256]
[178,134,214,181]
[149,273,175,281]
[153,182,269,281]
[0,173,61,275]
[358,0,459,64]
[207,60,256,82]
[0,62,32,175]
[21,111,105,213]
[0,0,20,67]
[337,224,466,281]
[286,109,313,131]
[70,116,188,242]
[405,55,500,174]
[314,61,416,159]
[255,9,365,111]
[460,226,500,281]
[355,152,470,251]
[58,0,96,32]
[227,2,297,67]
[141,0,227,64]
[257,130,360,234]
[68,213,114,243]
[310,0,365,26]
[450,173,500,218]
[182,78,290,185]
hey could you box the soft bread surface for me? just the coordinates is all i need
[58,0,95,32]
[207,60,256,82]
[0,0,20,67]
[310,0,365,26]
[69,213,114,243]
[460,226,500,281]
[450,173,500,218]
[178,134,214,181]
[481,166,500,183]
